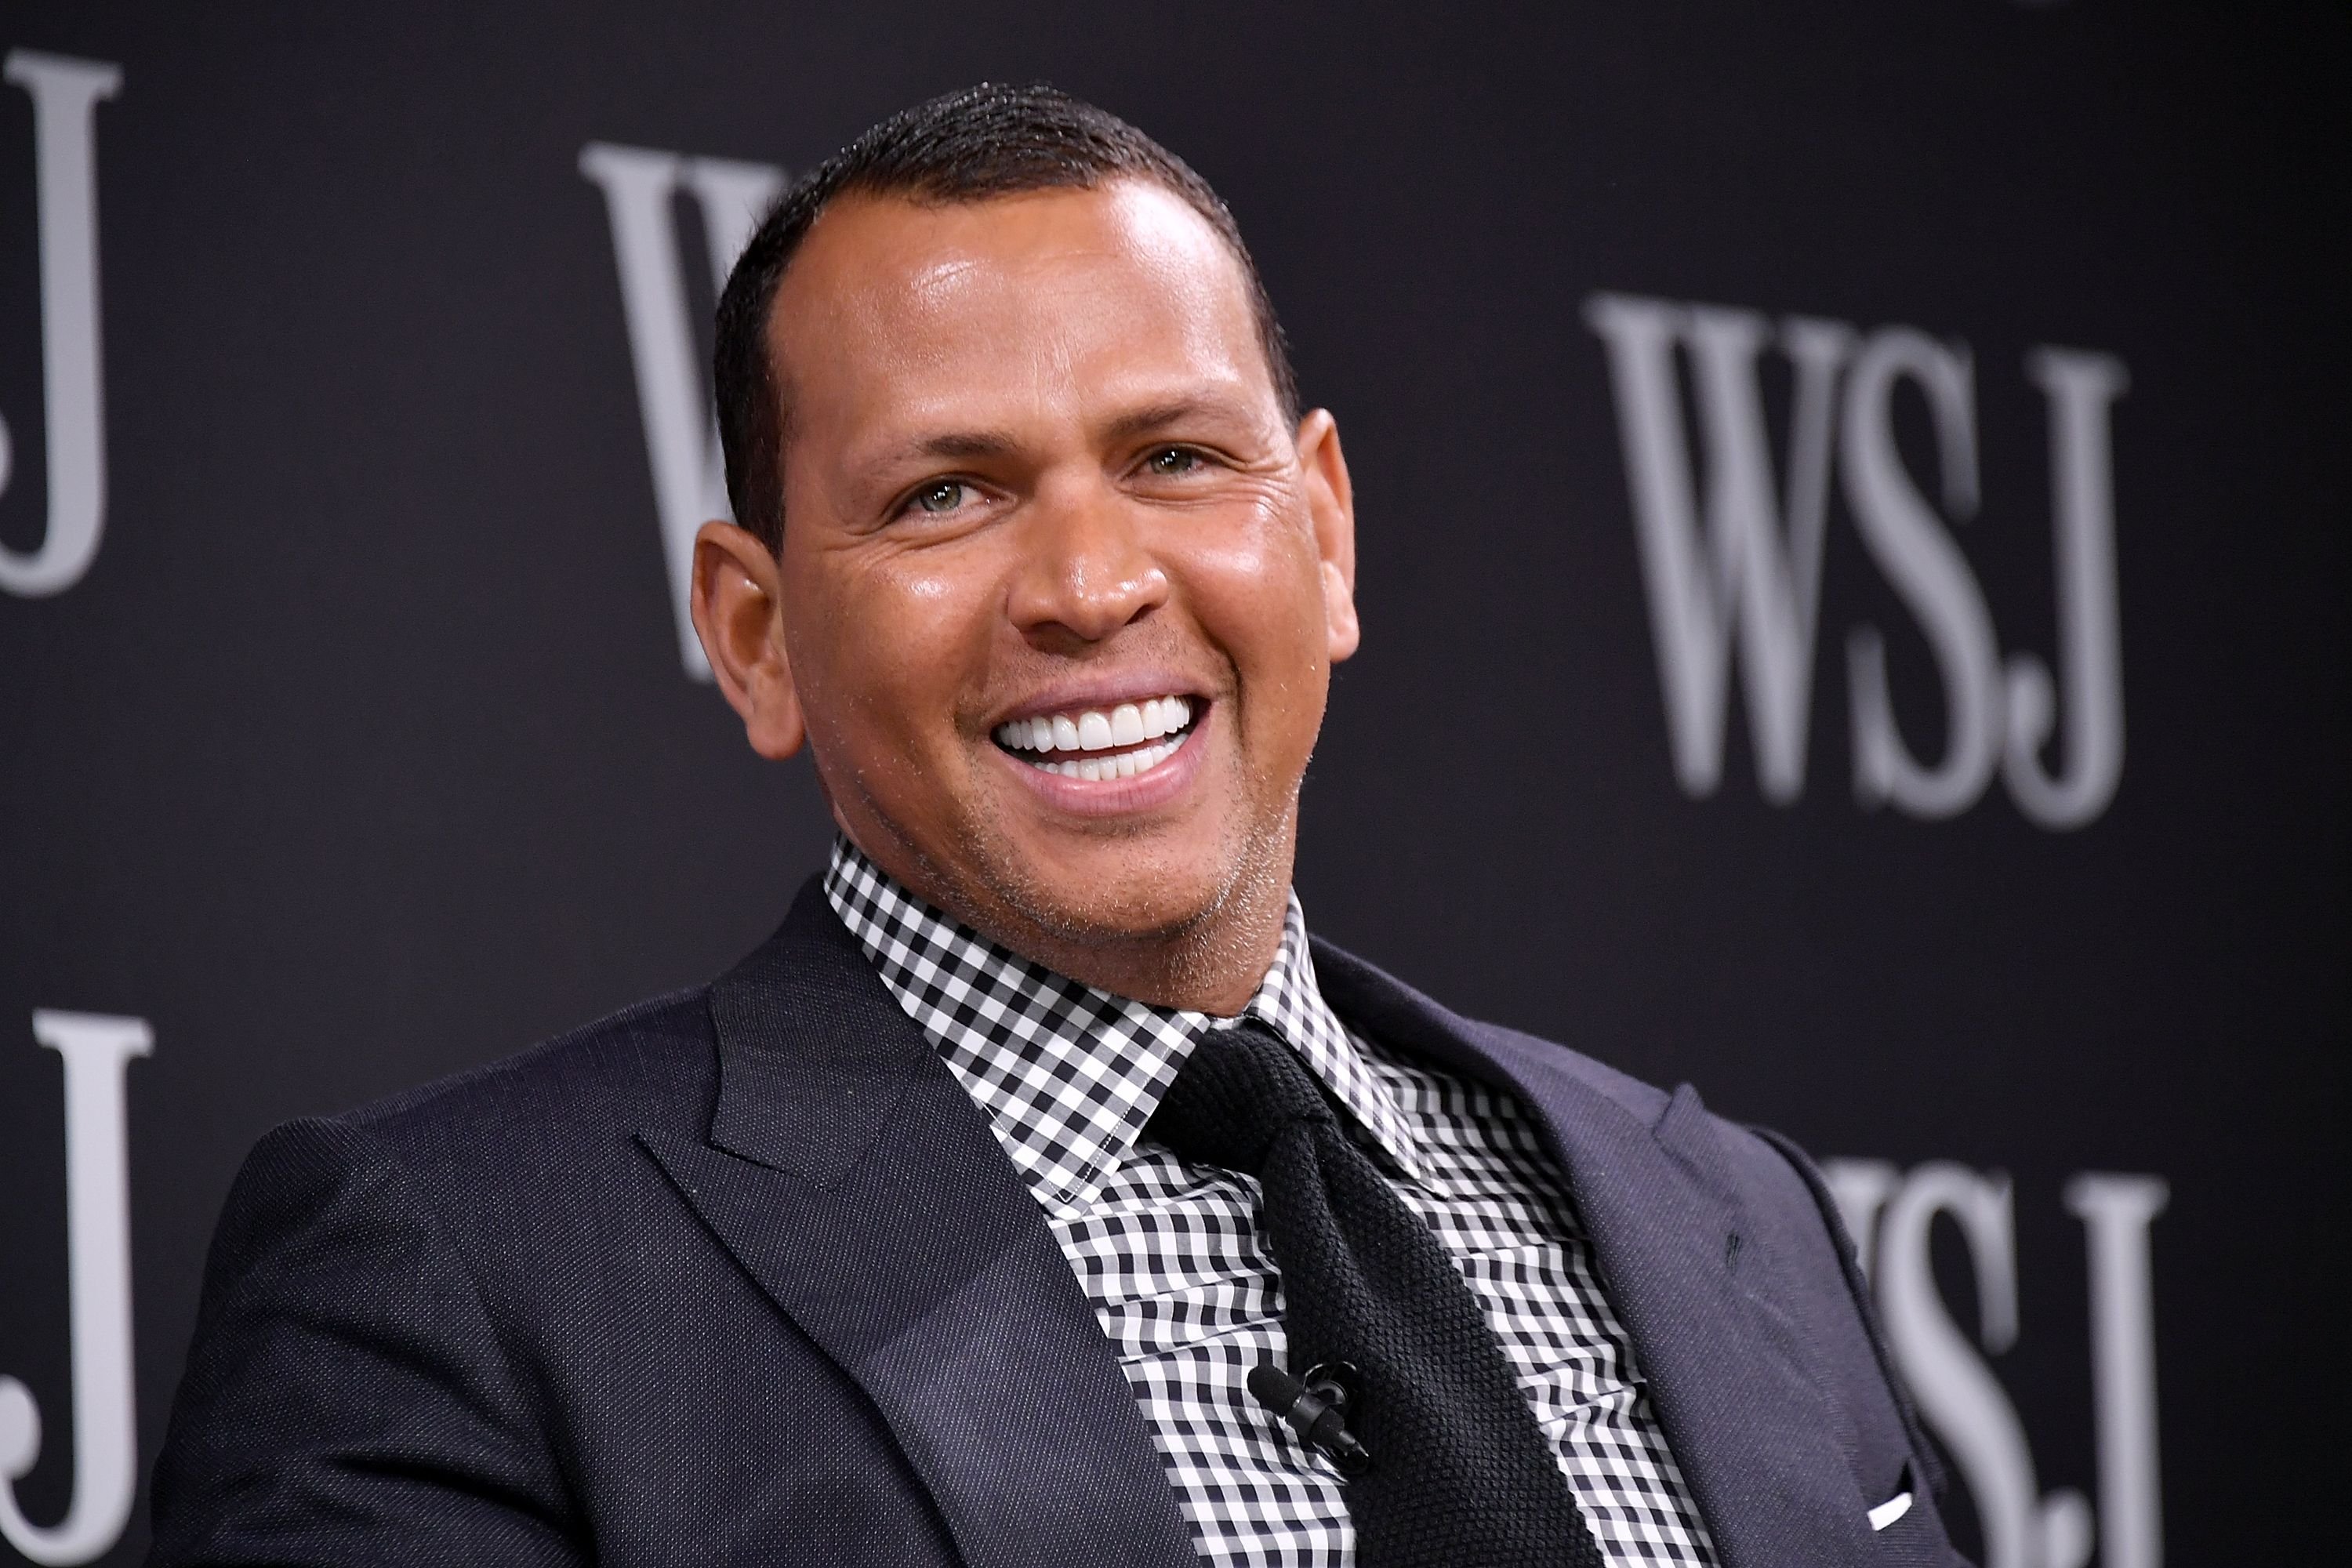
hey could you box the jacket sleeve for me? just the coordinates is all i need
[148,1117,583,1566]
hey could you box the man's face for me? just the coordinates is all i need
[756,180,1356,964]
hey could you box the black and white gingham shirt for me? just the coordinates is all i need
[826,839,1717,1567]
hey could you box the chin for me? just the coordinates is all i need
[1013,865,1228,945]
[1009,818,1290,945]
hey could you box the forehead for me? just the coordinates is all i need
[767,180,1266,439]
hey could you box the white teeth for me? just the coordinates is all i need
[993,695,1200,759]
[1001,731,1190,781]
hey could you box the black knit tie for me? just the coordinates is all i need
[1147,1021,1606,1568]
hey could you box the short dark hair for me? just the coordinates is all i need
[712,82,1299,551]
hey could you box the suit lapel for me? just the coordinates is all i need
[1312,939,1883,1568]
[641,880,1197,1568]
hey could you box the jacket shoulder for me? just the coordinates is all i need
[1308,934,1674,1120]
[1464,1018,1843,1249]
[1465,1016,1675,1123]
[194,985,726,1313]
[1310,935,1846,1251]
[155,986,728,1565]
[339,983,720,1159]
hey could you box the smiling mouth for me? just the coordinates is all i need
[993,695,1201,781]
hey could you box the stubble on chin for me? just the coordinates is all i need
[914,783,1301,1010]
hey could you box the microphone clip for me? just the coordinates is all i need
[1249,1359,1371,1476]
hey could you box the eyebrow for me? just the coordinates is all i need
[890,429,1021,463]
[876,397,1243,470]
[1099,397,1232,444]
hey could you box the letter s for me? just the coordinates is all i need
[1842,328,2004,818]
[1877,1163,2090,1568]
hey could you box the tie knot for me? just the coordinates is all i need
[1147,1020,1334,1177]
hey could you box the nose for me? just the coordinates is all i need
[1006,481,1170,645]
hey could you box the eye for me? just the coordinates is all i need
[909,480,972,515]
[1144,446,1203,477]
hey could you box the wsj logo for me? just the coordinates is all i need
[2,1014,151,1567]
[1827,1160,2168,1568]
[579,143,785,680]
[1,51,118,599]
[1586,294,2128,829]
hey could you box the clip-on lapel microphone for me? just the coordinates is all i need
[1249,1360,1371,1476]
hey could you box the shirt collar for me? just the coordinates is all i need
[822,835,1426,1212]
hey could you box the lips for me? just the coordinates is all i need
[993,695,1199,782]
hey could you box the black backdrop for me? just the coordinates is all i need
[4,5,2346,1565]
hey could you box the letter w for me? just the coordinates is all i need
[579,143,785,681]
[1584,295,1849,801]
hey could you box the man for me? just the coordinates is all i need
[151,85,1965,1567]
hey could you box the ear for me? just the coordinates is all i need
[690,520,807,760]
[1296,408,1360,663]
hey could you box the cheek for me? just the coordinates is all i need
[1176,510,1331,707]
[792,550,996,753]
[1176,503,1345,747]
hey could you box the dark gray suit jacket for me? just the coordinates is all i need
[150,879,1970,1566]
